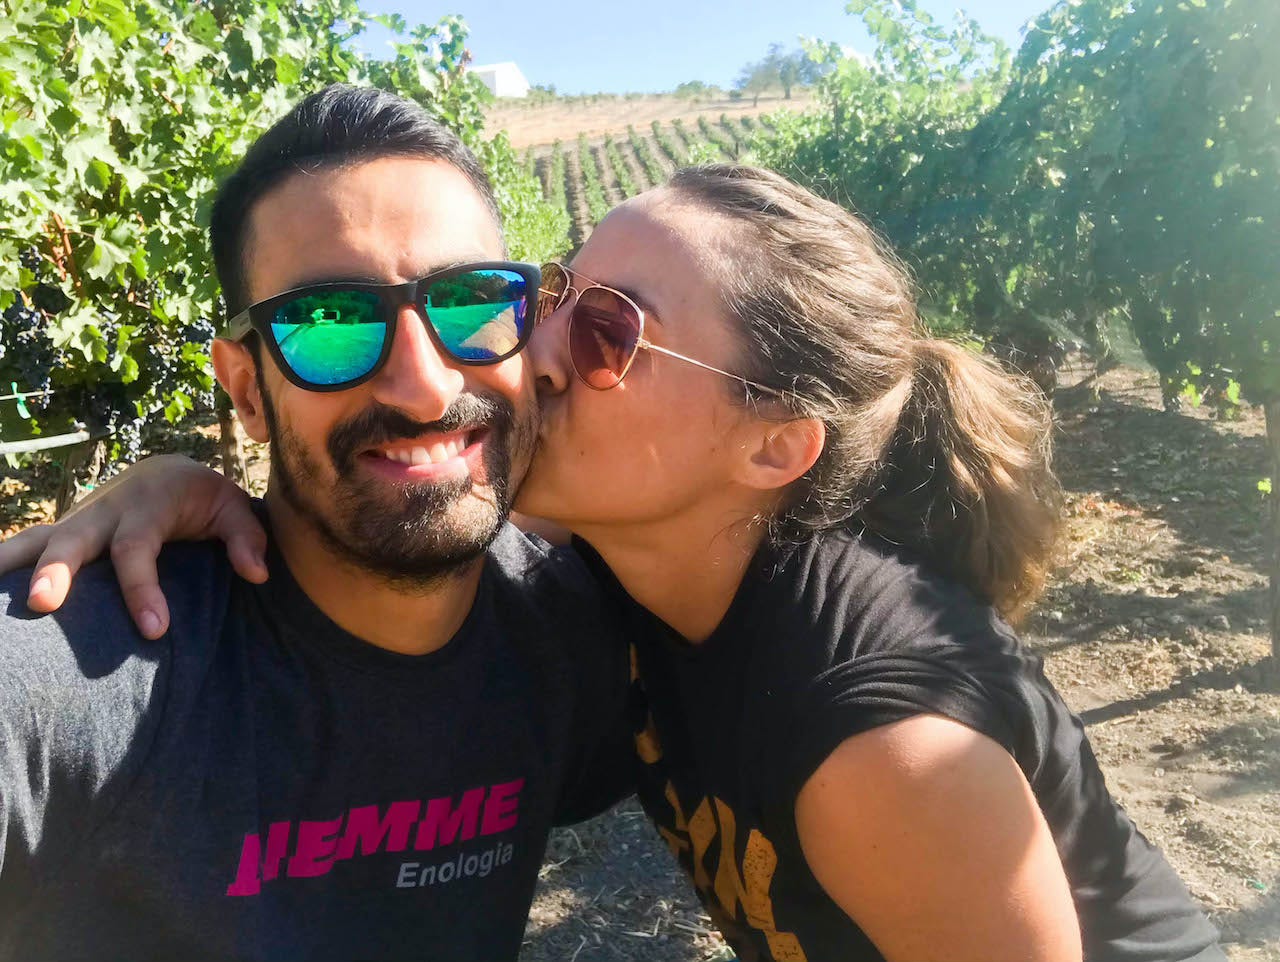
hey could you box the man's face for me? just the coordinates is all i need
[235,156,537,585]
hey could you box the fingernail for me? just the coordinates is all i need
[30,576,51,598]
[139,610,162,637]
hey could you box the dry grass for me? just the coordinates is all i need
[486,92,814,151]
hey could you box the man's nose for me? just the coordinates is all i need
[369,303,466,421]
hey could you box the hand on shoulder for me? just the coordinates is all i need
[0,454,267,638]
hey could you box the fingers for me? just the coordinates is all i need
[0,523,56,577]
[109,526,169,640]
[13,511,118,613]
[27,560,73,613]
[215,498,270,585]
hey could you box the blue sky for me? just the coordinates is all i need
[352,0,1051,94]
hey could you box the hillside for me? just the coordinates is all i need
[485,91,814,152]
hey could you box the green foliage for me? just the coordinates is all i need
[718,114,744,153]
[479,135,571,264]
[737,42,826,103]
[674,80,721,100]
[755,0,1277,408]
[651,120,688,166]
[0,0,568,461]
[698,115,736,159]
[1011,0,1280,408]
[627,125,667,187]
[576,134,610,225]
[603,136,640,198]
[670,119,698,157]
[523,83,559,106]
[544,140,570,218]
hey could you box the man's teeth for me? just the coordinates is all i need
[383,438,468,465]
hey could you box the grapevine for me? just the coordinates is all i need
[577,135,611,225]
[603,136,640,197]
[651,121,688,166]
[627,125,668,185]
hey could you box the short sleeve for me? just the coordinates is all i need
[779,631,1055,810]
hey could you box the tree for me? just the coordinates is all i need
[735,61,775,107]
[674,80,718,100]
[737,45,825,104]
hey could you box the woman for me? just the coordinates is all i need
[2,165,1222,961]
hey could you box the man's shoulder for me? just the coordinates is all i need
[484,523,605,604]
[0,540,233,691]
[481,524,623,664]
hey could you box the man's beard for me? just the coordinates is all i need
[262,389,535,589]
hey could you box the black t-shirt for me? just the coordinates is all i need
[0,524,631,961]
[577,529,1224,962]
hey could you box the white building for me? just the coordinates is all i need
[468,62,531,99]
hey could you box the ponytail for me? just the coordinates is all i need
[666,164,1062,620]
[859,340,1061,620]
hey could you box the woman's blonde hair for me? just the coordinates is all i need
[667,164,1061,619]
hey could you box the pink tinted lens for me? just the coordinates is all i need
[569,287,641,389]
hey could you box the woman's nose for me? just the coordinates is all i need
[528,298,574,397]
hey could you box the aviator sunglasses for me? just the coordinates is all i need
[535,262,785,397]
[224,261,541,391]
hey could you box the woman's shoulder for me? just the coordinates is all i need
[745,528,1056,791]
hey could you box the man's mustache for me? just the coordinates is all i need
[327,395,515,474]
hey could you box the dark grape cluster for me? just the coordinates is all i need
[181,318,216,348]
[84,380,132,433]
[31,282,71,315]
[114,418,145,463]
[1,298,57,412]
[18,246,42,273]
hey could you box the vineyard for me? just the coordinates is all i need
[526,113,773,249]
[0,0,1277,956]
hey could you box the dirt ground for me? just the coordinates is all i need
[1,358,1277,960]
[485,92,813,151]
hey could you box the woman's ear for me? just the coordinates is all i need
[212,339,270,443]
[738,417,826,492]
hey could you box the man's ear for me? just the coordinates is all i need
[738,417,826,493]
[212,338,270,443]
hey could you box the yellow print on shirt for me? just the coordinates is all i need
[628,645,807,961]
[658,782,808,961]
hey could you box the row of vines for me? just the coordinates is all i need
[533,114,772,247]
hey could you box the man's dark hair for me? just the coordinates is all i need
[210,84,502,318]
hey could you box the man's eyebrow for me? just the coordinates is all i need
[283,257,492,292]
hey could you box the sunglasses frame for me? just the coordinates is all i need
[224,260,542,393]
[538,262,786,399]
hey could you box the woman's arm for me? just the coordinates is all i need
[795,713,1082,962]
[0,455,267,638]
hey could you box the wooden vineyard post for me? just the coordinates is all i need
[1267,400,1280,669]
[217,394,248,486]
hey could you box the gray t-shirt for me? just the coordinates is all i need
[0,524,632,961]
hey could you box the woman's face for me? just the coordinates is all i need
[516,192,771,533]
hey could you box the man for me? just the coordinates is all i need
[0,85,629,960]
